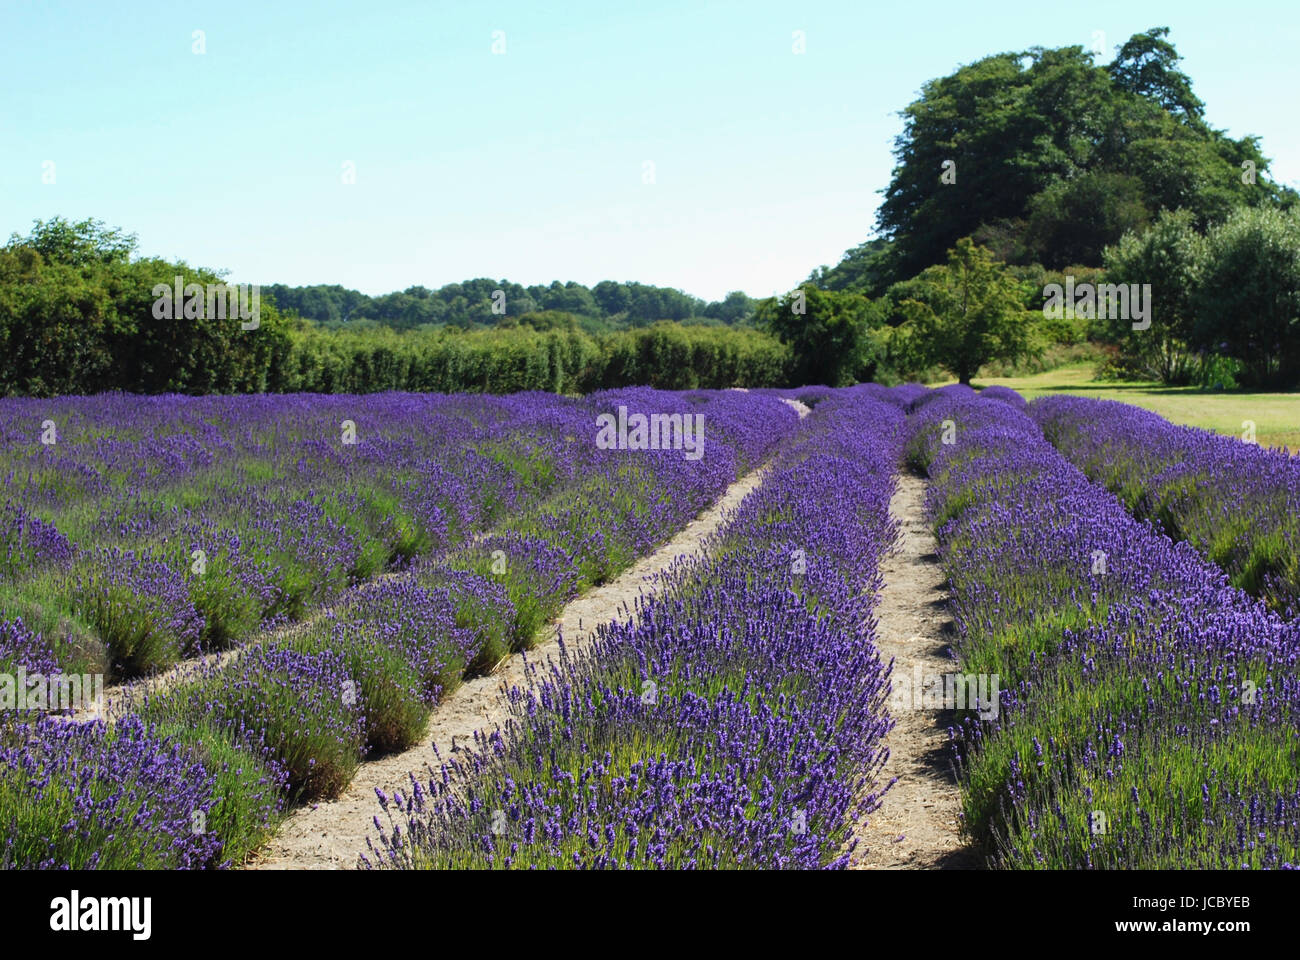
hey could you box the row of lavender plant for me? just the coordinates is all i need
[1034,395,1300,616]
[363,386,906,869]
[910,386,1300,868]
[0,392,595,682]
[1,390,800,868]
[1,387,791,687]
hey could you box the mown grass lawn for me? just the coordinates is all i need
[935,364,1300,451]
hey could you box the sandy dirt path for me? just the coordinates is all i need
[850,473,981,869]
[251,411,809,869]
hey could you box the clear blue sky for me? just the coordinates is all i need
[3,0,1296,301]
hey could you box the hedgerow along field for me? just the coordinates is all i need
[2,384,1298,869]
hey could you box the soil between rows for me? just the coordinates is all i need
[850,472,981,869]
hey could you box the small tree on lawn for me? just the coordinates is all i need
[898,237,1036,384]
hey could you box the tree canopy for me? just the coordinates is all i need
[1,217,290,396]
[756,285,882,386]
[844,28,1296,285]
[895,238,1034,385]
[1193,207,1300,388]
[1099,208,1204,384]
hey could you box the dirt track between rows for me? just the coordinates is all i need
[850,473,981,869]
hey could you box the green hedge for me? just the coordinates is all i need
[267,323,790,395]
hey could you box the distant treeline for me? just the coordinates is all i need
[264,278,758,333]
[0,220,788,397]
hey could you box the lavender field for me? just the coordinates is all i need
[2,383,1296,870]
[0,388,799,867]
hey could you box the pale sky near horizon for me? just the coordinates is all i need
[3,0,1297,302]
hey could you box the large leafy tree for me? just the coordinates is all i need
[756,285,881,386]
[1107,27,1203,123]
[9,216,137,267]
[877,51,1052,282]
[591,280,632,316]
[702,290,756,325]
[1193,207,1300,387]
[1101,209,1205,384]
[897,238,1035,384]
[868,29,1293,285]
[536,281,600,317]
[1,218,290,396]
[1025,170,1152,268]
